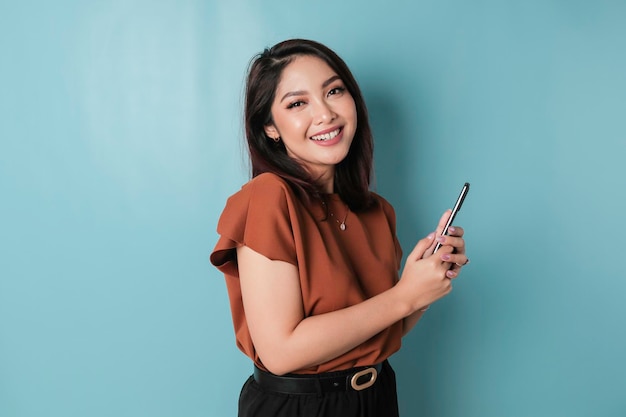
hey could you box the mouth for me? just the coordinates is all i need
[310,127,342,141]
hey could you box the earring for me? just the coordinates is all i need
[273,136,281,143]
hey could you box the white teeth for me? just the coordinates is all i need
[311,128,340,141]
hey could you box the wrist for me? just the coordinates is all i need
[389,284,414,319]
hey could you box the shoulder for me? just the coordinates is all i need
[227,173,295,207]
[246,172,292,194]
[368,192,396,216]
[366,192,399,232]
[242,172,293,196]
[217,173,301,233]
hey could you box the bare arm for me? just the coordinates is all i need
[238,245,416,375]
[238,223,466,375]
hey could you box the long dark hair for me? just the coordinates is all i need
[244,39,374,211]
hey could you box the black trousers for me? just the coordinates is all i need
[238,361,399,417]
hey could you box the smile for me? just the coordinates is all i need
[310,128,342,141]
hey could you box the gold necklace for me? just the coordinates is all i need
[322,199,349,231]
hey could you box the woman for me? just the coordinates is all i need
[210,39,468,417]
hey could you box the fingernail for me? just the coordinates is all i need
[441,254,451,261]
[427,232,435,240]
[449,226,456,233]
[436,236,445,243]
[446,270,457,278]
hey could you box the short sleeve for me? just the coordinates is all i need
[210,174,298,277]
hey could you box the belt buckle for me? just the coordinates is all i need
[350,367,378,391]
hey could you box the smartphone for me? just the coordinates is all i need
[433,182,470,253]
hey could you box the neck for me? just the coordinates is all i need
[321,182,334,194]
[301,163,335,193]
[317,169,335,194]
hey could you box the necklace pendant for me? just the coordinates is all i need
[339,222,346,231]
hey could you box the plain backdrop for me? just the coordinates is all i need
[1,1,625,416]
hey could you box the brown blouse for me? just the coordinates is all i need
[210,173,404,374]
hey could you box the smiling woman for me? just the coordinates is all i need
[210,39,469,417]
[263,56,357,191]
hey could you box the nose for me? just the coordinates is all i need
[312,99,336,124]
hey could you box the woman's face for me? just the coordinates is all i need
[264,55,357,188]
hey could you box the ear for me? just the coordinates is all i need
[264,124,279,140]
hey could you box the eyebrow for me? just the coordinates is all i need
[279,75,342,103]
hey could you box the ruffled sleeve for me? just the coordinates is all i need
[210,173,298,277]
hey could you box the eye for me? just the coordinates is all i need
[328,86,346,96]
[286,100,306,109]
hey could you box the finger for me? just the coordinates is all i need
[455,257,470,267]
[447,225,464,237]
[435,235,465,253]
[407,232,436,261]
[422,211,452,257]
[449,256,470,276]
[439,252,467,265]
[435,209,452,236]
[450,256,470,268]
[431,245,454,266]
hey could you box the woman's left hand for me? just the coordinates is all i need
[436,226,468,278]
[425,210,469,278]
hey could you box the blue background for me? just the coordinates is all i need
[1,1,625,416]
